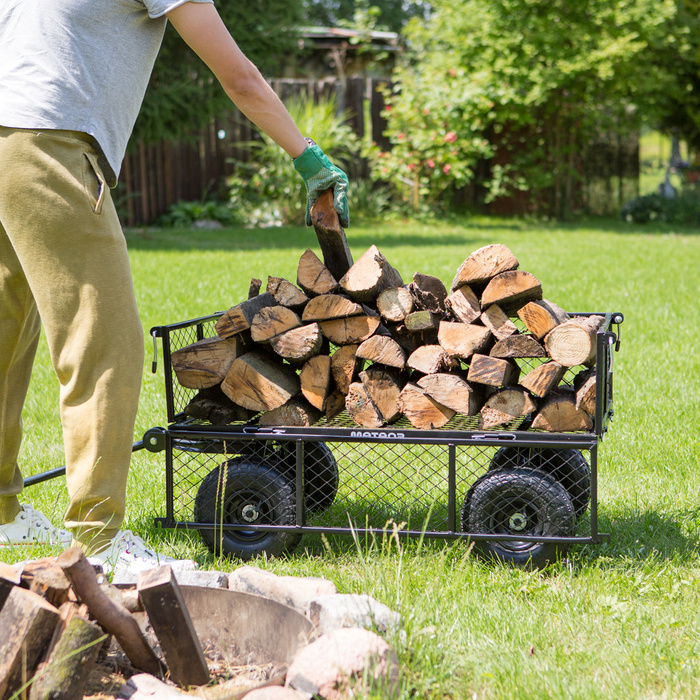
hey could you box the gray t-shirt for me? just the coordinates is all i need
[0,0,213,186]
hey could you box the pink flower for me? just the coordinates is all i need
[448,68,457,77]
[423,107,430,115]
[444,131,457,143]
[427,159,435,168]
[443,164,452,174]
[397,132,405,141]
[408,163,416,171]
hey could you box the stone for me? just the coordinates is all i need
[286,627,399,700]
[112,569,229,588]
[242,687,307,699]
[308,594,402,635]
[117,673,191,699]
[228,566,337,615]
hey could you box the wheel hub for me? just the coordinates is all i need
[509,511,528,532]
[241,504,261,523]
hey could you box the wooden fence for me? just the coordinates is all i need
[116,77,391,227]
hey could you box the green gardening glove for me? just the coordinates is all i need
[293,141,350,228]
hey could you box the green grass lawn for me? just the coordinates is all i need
[6,215,700,698]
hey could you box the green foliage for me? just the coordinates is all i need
[132,2,304,144]
[156,200,238,228]
[226,93,361,227]
[303,0,428,33]
[621,189,700,224]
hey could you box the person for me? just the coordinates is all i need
[0,0,349,573]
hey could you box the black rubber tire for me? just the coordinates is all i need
[276,441,339,513]
[461,467,576,569]
[194,459,301,560]
[490,447,591,518]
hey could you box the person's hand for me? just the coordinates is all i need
[293,142,350,228]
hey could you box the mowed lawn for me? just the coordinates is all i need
[7,215,700,699]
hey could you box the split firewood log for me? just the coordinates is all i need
[345,381,384,428]
[519,361,567,398]
[269,323,323,363]
[0,562,21,610]
[250,306,302,343]
[438,321,492,360]
[20,558,73,609]
[480,304,518,340]
[360,365,405,424]
[544,315,605,367]
[222,352,300,412]
[172,335,249,390]
[407,344,458,375]
[531,389,593,432]
[320,315,381,345]
[397,383,456,429]
[325,389,346,420]
[215,293,276,338]
[445,286,481,324]
[330,344,362,394]
[300,355,333,411]
[297,248,339,296]
[574,367,596,414]
[259,398,322,427]
[356,335,406,369]
[408,273,447,313]
[417,373,482,415]
[185,386,253,424]
[389,323,424,354]
[267,276,309,311]
[310,188,354,281]
[302,294,363,322]
[517,299,570,339]
[405,310,442,333]
[490,334,547,359]
[248,278,262,298]
[376,286,414,323]
[480,270,542,311]
[451,244,519,291]
[339,245,403,302]
[478,387,537,430]
[467,354,520,387]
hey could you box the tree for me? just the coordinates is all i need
[132,1,305,144]
[303,0,429,33]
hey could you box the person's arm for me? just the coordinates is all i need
[166,2,308,158]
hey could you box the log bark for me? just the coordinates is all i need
[248,278,262,299]
[0,587,60,699]
[330,345,362,394]
[57,548,164,676]
[137,566,210,688]
[376,287,414,323]
[480,304,518,340]
[406,345,458,375]
[215,293,276,338]
[574,367,596,414]
[445,286,481,324]
[320,315,381,345]
[478,388,537,430]
[520,361,567,398]
[301,294,363,322]
[345,382,384,428]
[310,188,354,281]
[297,249,339,296]
[480,271,542,311]
[451,244,519,290]
[300,355,333,411]
[339,245,403,302]
[185,386,253,424]
[269,323,323,363]
[222,352,301,412]
[250,306,302,343]
[0,562,21,611]
[172,335,248,390]
[517,299,570,339]
[266,276,309,310]
[438,322,492,360]
[544,315,605,367]
[259,398,322,427]
[417,373,482,415]
[408,273,447,313]
[467,354,520,387]
[531,390,594,432]
[397,383,456,429]
[404,310,442,333]
[356,335,406,370]
[490,334,547,359]
[360,366,405,423]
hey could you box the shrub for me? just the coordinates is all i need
[156,200,238,228]
[621,190,700,225]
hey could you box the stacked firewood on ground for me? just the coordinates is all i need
[174,194,601,433]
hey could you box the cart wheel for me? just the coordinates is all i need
[461,467,576,569]
[276,442,339,513]
[194,459,301,560]
[490,447,591,518]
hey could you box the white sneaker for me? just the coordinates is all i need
[0,504,73,547]
[88,530,197,575]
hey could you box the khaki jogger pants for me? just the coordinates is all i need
[0,127,144,549]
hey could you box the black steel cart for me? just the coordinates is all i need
[144,310,623,568]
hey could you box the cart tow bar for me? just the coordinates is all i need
[22,427,167,488]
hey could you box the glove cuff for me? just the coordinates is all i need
[293,143,327,179]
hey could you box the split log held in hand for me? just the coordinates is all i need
[310,188,354,281]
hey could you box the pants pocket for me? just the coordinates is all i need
[83,151,106,215]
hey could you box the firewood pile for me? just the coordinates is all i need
[174,193,602,434]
